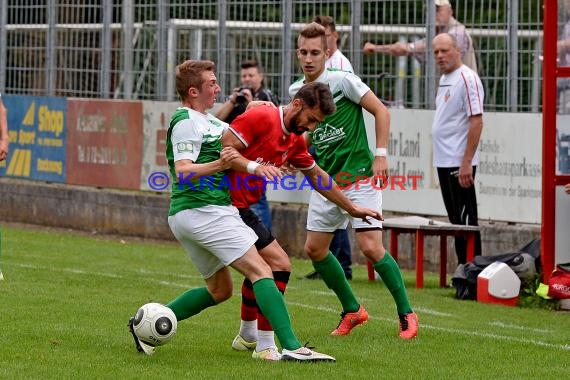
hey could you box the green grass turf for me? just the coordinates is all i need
[0,223,568,379]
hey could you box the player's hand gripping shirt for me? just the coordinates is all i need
[227,105,315,208]
[166,107,231,215]
[289,69,373,184]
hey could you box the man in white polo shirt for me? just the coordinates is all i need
[432,32,483,265]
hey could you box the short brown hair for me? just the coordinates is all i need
[313,15,336,32]
[293,81,336,116]
[175,60,216,101]
[297,22,327,50]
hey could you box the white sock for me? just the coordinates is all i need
[239,320,258,342]
[256,330,277,352]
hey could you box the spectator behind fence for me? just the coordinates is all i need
[0,93,8,162]
[304,15,354,281]
[431,33,483,265]
[363,0,477,73]
[558,0,570,113]
[215,60,279,232]
[314,15,354,73]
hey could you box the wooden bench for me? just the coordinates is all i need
[366,216,480,288]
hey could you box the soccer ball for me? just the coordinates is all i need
[132,302,177,346]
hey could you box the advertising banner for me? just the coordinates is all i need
[66,99,143,190]
[140,101,178,192]
[268,109,542,224]
[0,95,67,182]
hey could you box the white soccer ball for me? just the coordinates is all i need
[132,302,177,346]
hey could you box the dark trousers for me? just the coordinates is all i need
[330,228,352,278]
[437,167,482,264]
[250,192,272,232]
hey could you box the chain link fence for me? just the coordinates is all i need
[0,0,545,111]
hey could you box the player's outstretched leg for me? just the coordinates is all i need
[250,271,290,361]
[312,252,369,335]
[232,279,258,351]
[373,251,419,339]
[252,278,336,362]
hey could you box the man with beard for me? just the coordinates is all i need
[222,81,383,360]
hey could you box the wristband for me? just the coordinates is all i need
[375,148,388,157]
[246,161,260,174]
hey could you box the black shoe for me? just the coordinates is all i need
[304,271,321,280]
[128,317,155,355]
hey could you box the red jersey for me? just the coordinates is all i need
[227,105,315,208]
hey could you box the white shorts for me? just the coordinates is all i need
[307,179,383,232]
[168,205,258,279]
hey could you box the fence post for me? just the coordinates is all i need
[280,0,293,103]
[217,0,228,103]
[46,0,57,96]
[100,0,113,99]
[425,0,437,109]
[0,0,7,92]
[122,0,134,100]
[507,0,519,112]
[350,0,362,75]
[156,0,169,100]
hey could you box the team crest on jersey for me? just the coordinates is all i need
[177,141,194,153]
[312,123,345,144]
[444,89,451,102]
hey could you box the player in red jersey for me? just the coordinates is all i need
[221,81,382,360]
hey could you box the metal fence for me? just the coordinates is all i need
[0,0,546,112]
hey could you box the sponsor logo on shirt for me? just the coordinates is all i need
[177,141,194,153]
[313,123,345,144]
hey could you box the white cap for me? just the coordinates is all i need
[434,0,451,6]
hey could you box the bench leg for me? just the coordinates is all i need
[415,231,424,289]
[466,232,475,262]
[367,261,375,281]
[390,230,399,262]
[440,236,448,288]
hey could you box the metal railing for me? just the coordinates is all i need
[0,0,545,112]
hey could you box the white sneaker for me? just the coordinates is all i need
[281,346,336,362]
[252,346,282,361]
[231,334,257,351]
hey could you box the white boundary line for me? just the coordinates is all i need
[287,301,570,352]
[9,262,570,351]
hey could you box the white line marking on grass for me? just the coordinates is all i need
[413,307,454,317]
[287,301,570,351]
[488,321,551,334]
[13,263,121,278]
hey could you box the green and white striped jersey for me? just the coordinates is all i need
[289,69,373,184]
[166,107,231,215]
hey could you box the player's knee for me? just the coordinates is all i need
[210,286,233,303]
[304,243,327,261]
[360,245,385,262]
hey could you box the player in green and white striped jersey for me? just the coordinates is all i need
[290,22,419,339]
[129,59,335,362]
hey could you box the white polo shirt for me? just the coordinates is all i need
[326,49,354,73]
[432,64,484,168]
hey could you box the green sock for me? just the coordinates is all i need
[373,251,412,315]
[252,278,301,350]
[166,287,216,321]
[313,252,360,313]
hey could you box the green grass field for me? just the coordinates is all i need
[0,223,568,379]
